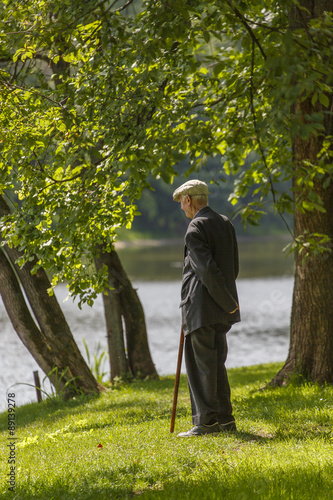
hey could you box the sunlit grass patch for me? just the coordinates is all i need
[1,363,332,499]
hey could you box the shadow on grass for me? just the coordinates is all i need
[11,471,135,500]
[0,377,179,432]
[11,447,333,500]
[0,364,282,433]
[235,430,275,443]
[235,384,333,441]
[0,391,100,431]
[137,462,333,500]
[1,368,332,444]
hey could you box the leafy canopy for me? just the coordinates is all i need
[0,0,332,303]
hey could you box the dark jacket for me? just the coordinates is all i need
[180,206,240,334]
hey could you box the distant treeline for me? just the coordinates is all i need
[131,157,293,239]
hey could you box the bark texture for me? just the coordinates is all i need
[0,197,103,397]
[271,0,333,384]
[0,248,59,387]
[95,247,130,379]
[96,246,158,380]
[273,178,333,385]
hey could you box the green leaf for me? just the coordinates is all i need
[318,93,330,108]
[302,201,314,211]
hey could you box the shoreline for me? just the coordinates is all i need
[115,233,292,250]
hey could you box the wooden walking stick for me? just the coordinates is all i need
[170,326,184,433]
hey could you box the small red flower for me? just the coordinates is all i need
[97,443,103,449]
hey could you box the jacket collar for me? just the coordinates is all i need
[193,205,211,219]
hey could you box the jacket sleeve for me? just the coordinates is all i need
[231,223,239,279]
[185,223,238,313]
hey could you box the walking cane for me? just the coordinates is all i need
[170,326,184,433]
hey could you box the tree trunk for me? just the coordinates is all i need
[95,246,130,380]
[96,247,158,380]
[273,179,333,385]
[0,248,61,389]
[116,251,158,379]
[120,274,159,380]
[0,198,103,397]
[271,0,333,385]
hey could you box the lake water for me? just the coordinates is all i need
[0,237,294,411]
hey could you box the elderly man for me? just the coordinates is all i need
[173,179,240,437]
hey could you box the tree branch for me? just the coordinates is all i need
[224,0,267,60]
[249,39,293,237]
[5,22,37,35]
[113,0,136,13]
[161,0,192,28]
[0,74,68,109]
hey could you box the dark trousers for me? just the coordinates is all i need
[184,323,234,426]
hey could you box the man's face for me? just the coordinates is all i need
[180,195,193,219]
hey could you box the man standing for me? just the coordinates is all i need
[173,179,240,437]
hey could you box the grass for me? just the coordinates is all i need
[1,362,333,499]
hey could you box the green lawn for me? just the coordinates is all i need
[1,363,332,499]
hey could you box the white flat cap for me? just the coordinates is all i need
[173,179,209,201]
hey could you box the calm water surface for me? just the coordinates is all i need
[0,237,294,410]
